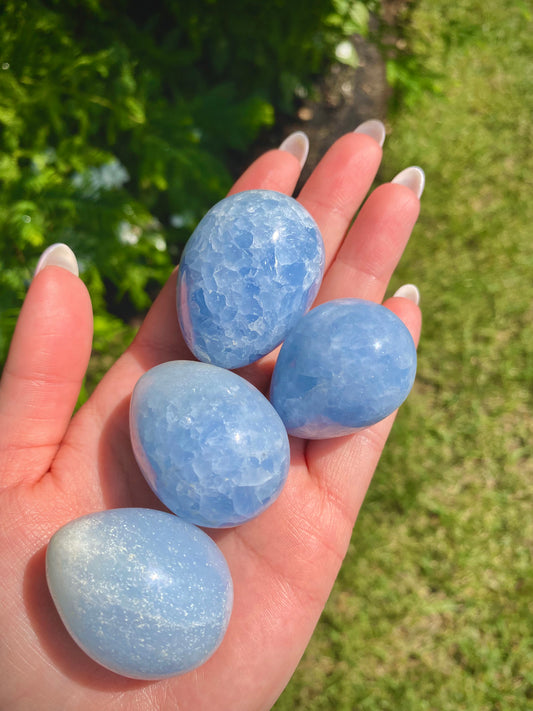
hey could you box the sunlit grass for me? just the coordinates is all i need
[275,0,533,708]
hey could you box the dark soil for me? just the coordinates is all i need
[234,1,411,186]
[273,33,388,186]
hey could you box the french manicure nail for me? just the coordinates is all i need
[393,283,420,306]
[391,166,425,199]
[354,119,386,147]
[279,131,310,168]
[34,243,79,278]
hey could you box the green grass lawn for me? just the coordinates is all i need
[274,1,533,708]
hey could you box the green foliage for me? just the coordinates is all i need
[385,53,443,108]
[0,0,374,369]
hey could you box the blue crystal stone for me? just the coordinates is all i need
[270,298,417,438]
[130,360,290,528]
[46,508,233,679]
[177,189,325,369]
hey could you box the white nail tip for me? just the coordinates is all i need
[393,283,420,306]
[391,166,425,199]
[34,243,79,278]
[279,131,310,168]
[354,119,386,147]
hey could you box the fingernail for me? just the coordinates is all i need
[391,166,425,199]
[34,243,79,277]
[393,283,420,306]
[354,119,386,147]
[279,131,309,168]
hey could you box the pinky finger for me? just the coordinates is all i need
[385,285,422,349]
[306,290,422,526]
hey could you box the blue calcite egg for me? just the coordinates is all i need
[130,360,290,528]
[46,508,233,679]
[270,298,417,438]
[177,189,325,369]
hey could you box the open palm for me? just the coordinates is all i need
[0,130,422,710]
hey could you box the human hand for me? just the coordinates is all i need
[0,123,423,711]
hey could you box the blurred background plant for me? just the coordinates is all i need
[0,0,374,388]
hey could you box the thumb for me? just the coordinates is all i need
[0,244,93,488]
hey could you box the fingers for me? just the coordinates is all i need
[305,295,422,527]
[384,292,422,348]
[84,132,418,431]
[240,161,423,390]
[229,147,304,197]
[306,167,423,517]
[297,132,383,268]
[0,250,93,488]
[316,180,422,305]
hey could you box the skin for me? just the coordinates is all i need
[0,131,421,711]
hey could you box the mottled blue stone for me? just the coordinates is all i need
[177,189,325,369]
[130,360,290,528]
[270,298,417,438]
[46,508,233,679]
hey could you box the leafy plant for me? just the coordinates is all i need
[0,0,375,373]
